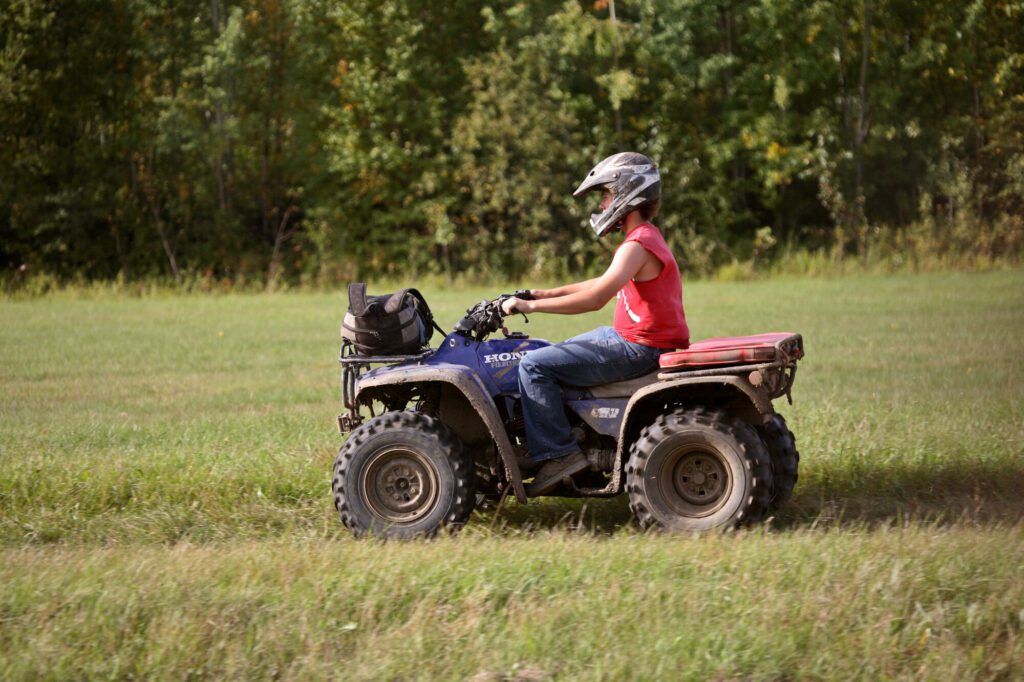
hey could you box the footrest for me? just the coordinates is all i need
[660,333,803,370]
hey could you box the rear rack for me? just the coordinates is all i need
[658,333,804,403]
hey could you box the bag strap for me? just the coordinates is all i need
[383,288,412,314]
[405,288,429,315]
[428,317,446,337]
[381,288,446,339]
[348,283,368,316]
[409,288,446,337]
[406,288,446,337]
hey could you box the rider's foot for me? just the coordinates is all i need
[514,445,539,471]
[517,455,540,471]
[526,451,591,497]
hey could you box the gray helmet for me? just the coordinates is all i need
[573,152,661,237]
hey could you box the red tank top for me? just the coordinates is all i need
[613,223,690,349]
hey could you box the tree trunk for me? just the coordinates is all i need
[853,0,872,225]
[210,0,229,215]
[717,3,746,211]
[609,0,623,151]
[151,205,182,285]
[267,206,296,284]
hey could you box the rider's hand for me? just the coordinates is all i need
[501,297,520,316]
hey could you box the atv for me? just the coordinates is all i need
[333,292,804,538]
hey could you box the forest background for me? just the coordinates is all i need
[2,0,1023,289]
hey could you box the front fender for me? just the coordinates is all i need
[357,364,527,503]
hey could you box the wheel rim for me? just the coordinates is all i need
[655,445,732,518]
[361,447,440,525]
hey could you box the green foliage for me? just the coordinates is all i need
[453,14,585,278]
[1,0,1023,284]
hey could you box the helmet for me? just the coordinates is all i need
[572,152,661,237]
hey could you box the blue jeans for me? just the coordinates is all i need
[518,326,668,461]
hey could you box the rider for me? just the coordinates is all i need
[501,152,690,495]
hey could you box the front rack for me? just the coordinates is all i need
[338,341,431,431]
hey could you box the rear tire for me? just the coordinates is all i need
[757,414,799,509]
[333,411,475,539]
[626,408,773,532]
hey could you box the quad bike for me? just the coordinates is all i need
[333,292,804,538]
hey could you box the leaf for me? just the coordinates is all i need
[595,69,637,111]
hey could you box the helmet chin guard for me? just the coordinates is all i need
[574,152,661,237]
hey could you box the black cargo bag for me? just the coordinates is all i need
[341,283,438,356]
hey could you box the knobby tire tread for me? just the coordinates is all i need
[758,413,800,510]
[332,410,475,538]
[625,407,773,531]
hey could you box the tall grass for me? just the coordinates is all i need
[1,270,1023,678]
[2,529,1022,680]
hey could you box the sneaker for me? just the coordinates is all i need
[512,443,539,472]
[515,453,540,471]
[526,451,591,497]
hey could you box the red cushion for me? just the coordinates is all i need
[660,332,801,369]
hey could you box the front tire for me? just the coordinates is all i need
[626,408,773,532]
[332,411,475,539]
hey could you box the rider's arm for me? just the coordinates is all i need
[533,278,600,299]
[512,243,649,315]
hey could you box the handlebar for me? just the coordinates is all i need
[453,290,535,341]
[506,289,536,303]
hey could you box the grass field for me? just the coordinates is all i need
[2,270,1023,679]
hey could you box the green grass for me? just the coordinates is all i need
[1,270,1023,679]
[2,529,1021,680]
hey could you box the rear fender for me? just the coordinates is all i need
[356,363,527,503]
[602,376,774,494]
